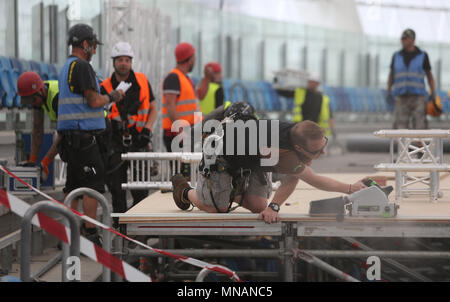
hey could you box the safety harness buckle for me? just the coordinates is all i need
[122,133,132,147]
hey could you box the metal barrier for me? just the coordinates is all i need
[20,201,80,282]
[121,152,281,192]
[121,152,202,190]
[195,268,214,282]
[63,188,112,282]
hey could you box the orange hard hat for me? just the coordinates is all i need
[17,72,44,97]
[427,95,443,117]
[175,42,195,63]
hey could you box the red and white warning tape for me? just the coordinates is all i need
[0,188,151,282]
[0,165,241,282]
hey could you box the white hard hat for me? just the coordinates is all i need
[308,72,321,83]
[111,42,134,59]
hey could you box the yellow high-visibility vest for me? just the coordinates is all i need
[199,82,221,115]
[293,88,331,136]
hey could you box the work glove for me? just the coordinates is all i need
[39,156,52,183]
[135,128,153,149]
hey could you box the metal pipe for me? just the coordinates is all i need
[126,248,450,259]
[292,250,359,282]
[122,152,203,162]
[342,237,432,282]
[196,268,213,282]
[63,188,112,282]
[21,201,80,282]
[30,252,62,281]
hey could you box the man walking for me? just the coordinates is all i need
[387,29,435,129]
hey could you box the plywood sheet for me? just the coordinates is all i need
[119,172,450,223]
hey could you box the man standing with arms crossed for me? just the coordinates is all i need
[57,24,124,244]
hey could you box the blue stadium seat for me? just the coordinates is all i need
[263,82,281,111]
[357,88,372,112]
[48,64,58,80]
[19,59,32,72]
[341,88,352,112]
[0,56,19,108]
[248,82,266,111]
[0,80,6,108]
[322,85,338,113]
[29,60,41,74]
[370,88,387,112]
[0,67,15,108]
[438,90,449,113]
[222,79,231,102]
[39,63,50,81]
[10,57,23,75]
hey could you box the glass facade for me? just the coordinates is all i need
[1,0,450,90]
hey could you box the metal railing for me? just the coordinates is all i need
[121,152,202,190]
[63,188,112,282]
[20,201,80,282]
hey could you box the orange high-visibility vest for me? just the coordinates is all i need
[101,72,150,133]
[162,68,201,130]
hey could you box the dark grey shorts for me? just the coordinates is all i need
[394,95,428,129]
[196,171,272,209]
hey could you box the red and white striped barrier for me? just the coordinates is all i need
[0,165,241,282]
[0,188,151,282]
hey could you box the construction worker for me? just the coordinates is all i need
[17,72,59,182]
[100,42,157,227]
[171,113,366,223]
[162,42,202,152]
[387,29,435,129]
[196,62,224,115]
[57,23,124,245]
[292,72,335,138]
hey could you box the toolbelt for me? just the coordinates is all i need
[57,129,109,163]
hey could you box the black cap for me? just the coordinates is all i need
[401,29,416,40]
[68,23,103,46]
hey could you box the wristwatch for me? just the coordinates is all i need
[268,202,280,213]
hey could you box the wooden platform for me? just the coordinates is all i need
[117,172,450,224]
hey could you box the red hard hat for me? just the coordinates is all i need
[175,42,195,63]
[17,72,44,97]
[206,62,222,73]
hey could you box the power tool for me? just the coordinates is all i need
[345,179,399,218]
[309,178,399,218]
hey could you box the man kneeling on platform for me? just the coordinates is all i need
[171,103,366,224]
